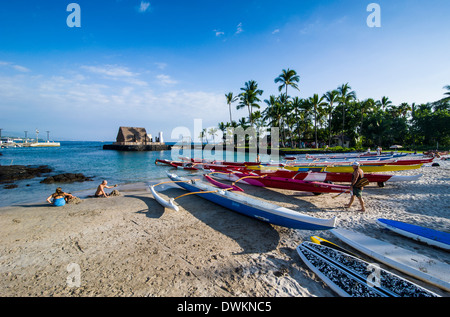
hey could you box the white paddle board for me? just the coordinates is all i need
[330,228,450,292]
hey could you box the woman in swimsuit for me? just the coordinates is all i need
[47,187,75,207]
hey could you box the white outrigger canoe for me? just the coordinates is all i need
[149,172,337,231]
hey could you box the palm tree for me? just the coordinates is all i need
[291,97,303,148]
[359,98,375,136]
[237,80,263,126]
[208,127,218,144]
[337,83,356,146]
[238,117,250,130]
[218,122,227,144]
[323,90,339,146]
[441,85,450,103]
[377,96,393,111]
[225,92,238,124]
[201,128,207,144]
[263,95,283,147]
[278,93,291,147]
[274,68,300,96]
[262,95,279,126]
[250,110,263,128]
[299,98,314,147]
[309,94,327,148]
[397,102,412,118]
[198,130,205,145]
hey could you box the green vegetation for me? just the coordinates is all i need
[220,69,450,150]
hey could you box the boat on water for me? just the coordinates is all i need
[149,172,337,230]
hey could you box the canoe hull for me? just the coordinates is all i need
[232,172,350,193]
[168,173,336,231]
[228,169,421,184]
[284,164,423,173]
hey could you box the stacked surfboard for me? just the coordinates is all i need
[297,241,440,297]
[297,221,450,297]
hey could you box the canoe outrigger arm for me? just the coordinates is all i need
[149,179,234,211]
[205,170,266,187]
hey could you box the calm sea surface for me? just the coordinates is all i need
[0,141,275,207]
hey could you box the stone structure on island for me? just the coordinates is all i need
[103,127,171,151]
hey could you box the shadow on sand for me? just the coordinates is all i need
[145,187,281,255]
[126,194,166,219]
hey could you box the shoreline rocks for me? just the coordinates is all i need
[40,173,94,184]
[0,165,53,184]
[0,165,93,188]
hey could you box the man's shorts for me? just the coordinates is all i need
[353,187,363,198]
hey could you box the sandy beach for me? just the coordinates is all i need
[0,160,449,297]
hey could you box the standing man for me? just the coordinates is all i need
[346,162,366,212]
[95,180,117,198]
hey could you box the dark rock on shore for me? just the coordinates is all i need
[40,173,93,184]
[3,184,18,189]
[0,165,53,183]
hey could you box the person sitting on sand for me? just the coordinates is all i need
[346,162,366,212]
[46,187,75,207]
[95,180,117,198]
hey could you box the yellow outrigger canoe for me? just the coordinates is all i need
[247,163,423,173]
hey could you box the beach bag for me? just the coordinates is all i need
[354,177,369,188]
[109,189,121,197]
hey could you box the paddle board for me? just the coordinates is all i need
[331,228,450,292]
[297,242,439,297]
[310,236,357,257]
[377,218,450,251]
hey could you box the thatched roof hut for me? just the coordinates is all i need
[114,127,151,145]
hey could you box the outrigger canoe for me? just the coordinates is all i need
[149,172,337,230]
[221,168,422,185]
[205,171,351,194]
[155,159,200,170]
[247,164,423,173]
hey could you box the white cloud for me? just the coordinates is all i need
[299,19,321,35]
[272,29,280,34]
[156,74,177,86]
[213,29,224,37]
[235,22,243,34]
[81,65,135,77]
[155,62,167,70]
[138,1,151,13]
[0,66,227,140]
[0,61,31,72]
[81,64,147,86]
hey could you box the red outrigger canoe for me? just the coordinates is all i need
[205,171,351,194]
[207,168,421,185]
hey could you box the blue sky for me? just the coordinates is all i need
[1,0,449,141]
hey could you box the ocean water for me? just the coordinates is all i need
[0,141,274,207]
